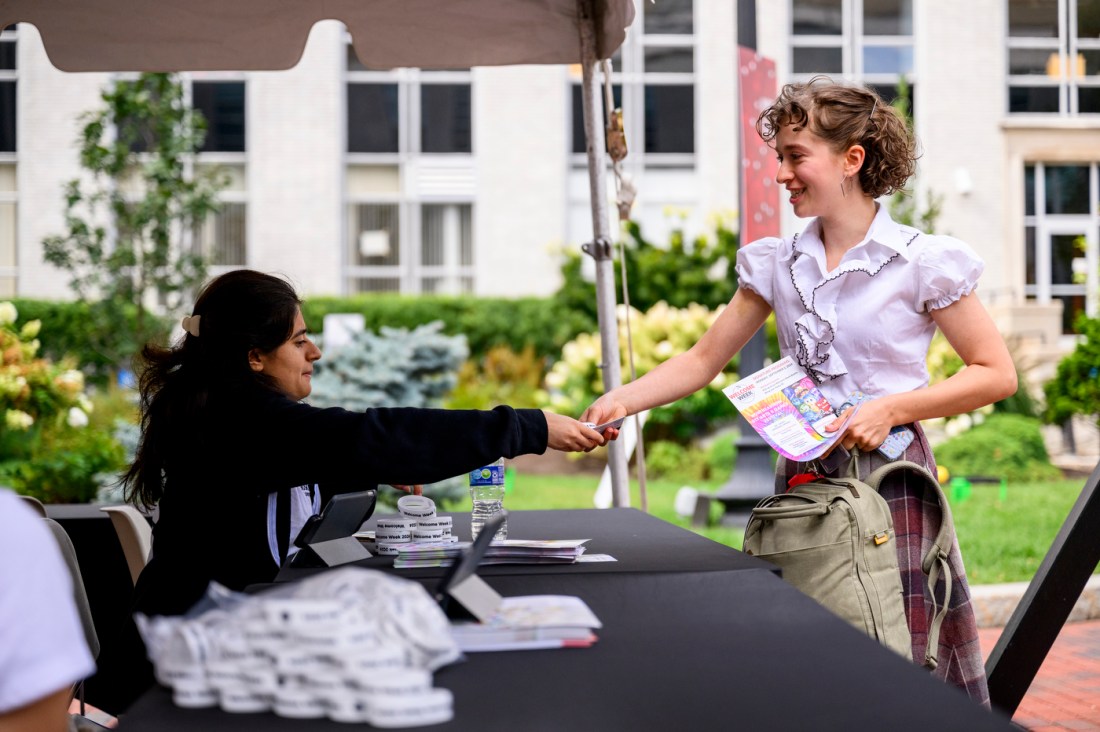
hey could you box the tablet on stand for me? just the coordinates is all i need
[289,489,377,568]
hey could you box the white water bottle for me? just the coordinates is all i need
[469,457,507,542]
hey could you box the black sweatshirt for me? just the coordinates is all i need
[132,383,548,616]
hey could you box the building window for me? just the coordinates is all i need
[0,26,16,297]
[1008,0,1100,114]
[570,0,696,164]
[0,163,15,298]
[346,52,472,156]
[1023,162,1099,334]
[345,166,475,294]
[790,0,916,113]
[193,163,247,268]
[192,81,246,152]
[190,76,248,269]
[0,24,14,154]
[420,203,473,293]
[348,83,399,153]
[345,40,475,294]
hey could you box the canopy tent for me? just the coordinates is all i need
[1,0,633,72]
[0,0,636,505]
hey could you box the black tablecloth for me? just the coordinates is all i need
[276,508,775,584]
[119,569,1013,731]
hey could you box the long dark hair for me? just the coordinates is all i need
[122,270,302,509]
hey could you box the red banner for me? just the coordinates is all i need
[738,47,780,245]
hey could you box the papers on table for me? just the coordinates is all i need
[449,594,602,652]
[391,539,592,569]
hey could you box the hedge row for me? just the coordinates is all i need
[301,295,598,362]
[10,295,600,380]
[10,299,172,385]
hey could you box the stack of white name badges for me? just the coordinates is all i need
[135,567,459,726]
[373,496,456,556]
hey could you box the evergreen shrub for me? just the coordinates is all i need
[933,414,1062,483]
[1043,314,1100,431]
[307,321,470,506]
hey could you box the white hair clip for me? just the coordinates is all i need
[181,314,201,338]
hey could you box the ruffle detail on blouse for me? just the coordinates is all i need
[787,232,914,384]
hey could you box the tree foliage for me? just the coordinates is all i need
[553,219,741,324]
[43,73,227,369]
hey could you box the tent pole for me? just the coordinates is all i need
[578,0,630,508]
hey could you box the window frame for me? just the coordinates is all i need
[788,0,916,100]
[0,25,16,296]
[187,73,249,271]
[1007,0,1100,116]
[1022,161,1100,339]
[569,0,697,168]
[344,37,476,294]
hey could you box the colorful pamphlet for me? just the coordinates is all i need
[722,356,857,462]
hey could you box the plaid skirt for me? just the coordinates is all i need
[776,422,990,706]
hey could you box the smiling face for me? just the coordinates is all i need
[248,308,321,400]
[775,124,861,219]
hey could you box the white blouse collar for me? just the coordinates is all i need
[788,204,913,266]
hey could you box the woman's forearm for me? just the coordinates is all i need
[880,361,1017,427]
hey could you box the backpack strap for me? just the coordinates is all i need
[865,459,955,670]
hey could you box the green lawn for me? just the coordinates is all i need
[452,472,1094,586]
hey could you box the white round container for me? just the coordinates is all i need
[172,680,218,709]
[376,516,417,531]
[218,686,271,713]
[273,689,326,719]
[396,495,436,519]
[375,527,413,542]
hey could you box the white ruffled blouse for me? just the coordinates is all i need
[735,205,983,406]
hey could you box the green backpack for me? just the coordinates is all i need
[743,459,954,669]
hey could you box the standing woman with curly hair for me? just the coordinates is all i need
[582,77,1016,703]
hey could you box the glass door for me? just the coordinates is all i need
[1027,220,1098,336]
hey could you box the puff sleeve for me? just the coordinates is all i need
[915,235,984,312]
[734,236,782,306]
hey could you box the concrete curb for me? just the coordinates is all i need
[970,575,1100,629]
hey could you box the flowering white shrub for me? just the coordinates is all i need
[0,302,90,438]
[547,302,741,441]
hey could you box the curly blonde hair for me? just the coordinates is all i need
[755,76,917,198]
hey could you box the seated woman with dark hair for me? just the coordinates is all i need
[122,269,605,618]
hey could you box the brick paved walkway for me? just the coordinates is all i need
[979,620,1100,730]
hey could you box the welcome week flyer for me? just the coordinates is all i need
[722,356,857,462]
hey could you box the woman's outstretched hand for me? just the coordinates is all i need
[580,395,627,447]
[543,410,607,452]
[390,484,423,496]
